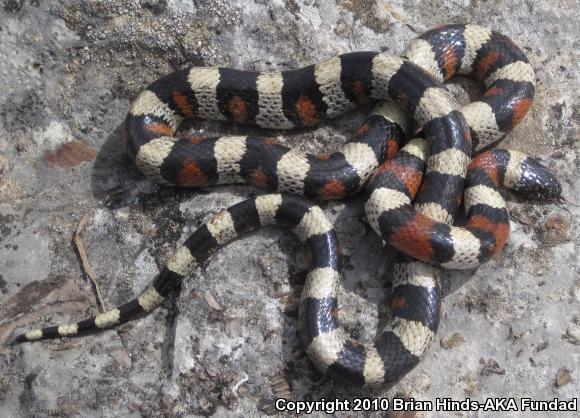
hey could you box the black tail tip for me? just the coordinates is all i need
[10,334,27,346]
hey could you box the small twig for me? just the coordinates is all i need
[381,2,408,24]
[74,212,105,312]
[269,373,294,400]
[231,374,249,395]
[557,195,578,208]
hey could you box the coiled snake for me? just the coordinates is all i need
[13,24,561,387]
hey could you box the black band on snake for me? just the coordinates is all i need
[12,24,562,387]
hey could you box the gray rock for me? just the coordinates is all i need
[0,1,578,417]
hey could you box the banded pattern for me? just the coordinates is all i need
[404,24,536,150]
[130,111,405,199]
[14,195,335,343]
[14,144,560,384]
[357,24,544,381]
[124,54,413,200]
[12,25,563,387]
[14,194,439,385]
[365,140,561,270]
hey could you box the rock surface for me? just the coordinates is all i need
[0,1,578,417]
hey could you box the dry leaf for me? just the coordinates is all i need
[555,368,572,386]
[204,291,223,311]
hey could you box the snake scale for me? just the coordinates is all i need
[13,24,562,387]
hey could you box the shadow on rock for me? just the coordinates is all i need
[90,122,148,209]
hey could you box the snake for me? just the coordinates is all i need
[12,24,562,387]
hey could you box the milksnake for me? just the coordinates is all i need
[13,24,562,387]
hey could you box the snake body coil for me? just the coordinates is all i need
[13,24,561,387]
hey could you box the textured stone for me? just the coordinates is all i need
[0,1,578,416]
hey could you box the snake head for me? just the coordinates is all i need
[516,157,562,200]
